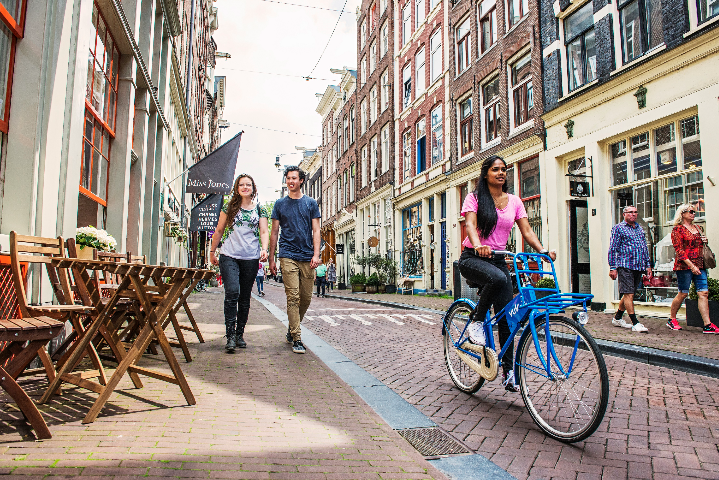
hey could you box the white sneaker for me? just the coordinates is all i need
[467,322,485,346]
[631,322,648,333]
[612,317,632,328]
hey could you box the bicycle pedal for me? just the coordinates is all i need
[456,345,499,381]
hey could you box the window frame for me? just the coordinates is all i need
[456,17,471,74]
[509,51,533,128]
[431,104,443,164]
[403,3,412,45]
[564,2,597,92]
[0,0,26,133]
[482,75,501,144]
[370,84,378,125]
[381,69,389,111]
[403,63,412,109]
[507,0,529,29]
[459,95,473,157]
[360,98,367,135]
[415,47,426,97]
[361,145,368,187]
[478,0,497,55]
[370,40,377,73]
[618,0,664,64]
[416,117,427,174]
[349,106,355,144]
[361,17,367,48]
[430,29,442,82]
[371,135,378,180]
[416,0,426,28]
[381,20,389,57]
[403,129,412,182]
[381,122,390,173]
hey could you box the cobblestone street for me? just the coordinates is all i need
[262,283,719,479]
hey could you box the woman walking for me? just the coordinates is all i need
[256,262,266,296]
[667,204,719,333]
[209,174,270,352]
[326,258,336,291]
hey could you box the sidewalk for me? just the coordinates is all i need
[317,288,719,362]
[0,292,448,479]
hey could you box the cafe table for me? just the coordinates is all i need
[38,258,213,424]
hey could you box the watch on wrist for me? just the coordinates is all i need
[540,249,549,254]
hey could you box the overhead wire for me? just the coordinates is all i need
[305,0,350,80]
[226,121,320,137]
[258,0,353,13]
[215,66,333,82]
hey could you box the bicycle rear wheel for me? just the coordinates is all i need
[517,315,608,443]
[443,301,484,394]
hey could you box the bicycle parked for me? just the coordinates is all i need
[443,250,609,443]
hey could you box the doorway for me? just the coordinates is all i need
[569,200,591,294]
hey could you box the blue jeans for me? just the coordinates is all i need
[219,255,259,328]
[256,276,264,293]
[676,268,708,293]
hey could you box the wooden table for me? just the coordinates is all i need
[38,259,213,424]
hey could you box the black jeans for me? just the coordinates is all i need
[316,277,326,296]
[457,249,514,372]
[219,255,259,329]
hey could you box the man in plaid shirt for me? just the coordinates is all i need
[608,205,652,332]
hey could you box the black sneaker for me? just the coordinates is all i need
[286,329,293,344]
[235,334,247,348]
[292,340,306,354]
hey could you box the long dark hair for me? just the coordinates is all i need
[473,155,508,239]
[224,174,258,231]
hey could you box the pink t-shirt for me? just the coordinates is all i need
[461,193,528,250]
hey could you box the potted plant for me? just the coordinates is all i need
[377,270,387,293]
[76,226,117,259]
[170,224,188,246]
[686,277,719,327]
[533,277,556,299]
[381,257,399,294]
[366,272,380,293]
[350,272,366,292]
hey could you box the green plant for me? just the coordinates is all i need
[381,257,399,284]
[689,277,719,301]
[350,273,367,285]
[76,226,117,252]
[366,272,381,286]
[534,277,556,289]
[169,225,188,245]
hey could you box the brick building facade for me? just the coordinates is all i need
[538,0,719,313]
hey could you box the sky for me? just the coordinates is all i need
[213,0,362,203]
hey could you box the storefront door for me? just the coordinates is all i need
[440,221,447,289]
[569,200,591,293]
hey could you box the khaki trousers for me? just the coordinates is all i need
[280,257,314,341]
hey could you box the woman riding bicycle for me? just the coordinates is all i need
[458,155,556,392]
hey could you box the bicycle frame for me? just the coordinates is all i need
[445,251,594,380]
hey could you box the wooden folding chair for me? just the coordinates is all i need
[9,232,105,387]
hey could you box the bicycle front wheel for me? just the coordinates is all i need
[517,315,608,443]
[443,301,484,394]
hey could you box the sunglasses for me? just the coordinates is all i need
[686,210,696,214]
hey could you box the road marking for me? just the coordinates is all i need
[316,315,340,326]
[347,314,372,325]
[404,314,437,325]
[370,314,405,325]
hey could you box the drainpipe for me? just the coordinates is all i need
[181,0,196,266]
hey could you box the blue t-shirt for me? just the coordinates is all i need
[271,194,321,261]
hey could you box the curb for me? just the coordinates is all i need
[324,293,719,380]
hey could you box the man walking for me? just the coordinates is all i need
[315,262,327,297]
[269,166,321,354]
[608,205,652,333]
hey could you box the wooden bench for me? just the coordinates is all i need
[0,316,64,439]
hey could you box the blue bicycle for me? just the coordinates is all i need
[443,251,608,442]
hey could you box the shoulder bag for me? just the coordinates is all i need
[699,226,716,269]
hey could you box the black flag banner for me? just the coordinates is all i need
[186,131,242,194]
[189,194,224,232]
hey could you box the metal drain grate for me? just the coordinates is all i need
[396,427,470,456]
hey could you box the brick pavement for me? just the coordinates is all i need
[262,284,719,480]
[317,288,719,361]
[0,290,447,480]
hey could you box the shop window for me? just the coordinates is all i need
[479,0,497,54]
[483,76,500,143]
[431,104,443,165]
[609,115,705,302]
[0,0,25,133]
[620,0,663,63]
[403,129,412,181]
[519,157,541,252]
[416,117,426,174]
[507,0,528,29]
[456,17,471,73]
[698,0,719,23]
[402,203,423,276]
[81,2,119,213]
[459,96,473,156]
[565,2,597,91]
[510,52,533,128]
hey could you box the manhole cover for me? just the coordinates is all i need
[397,427,470,456]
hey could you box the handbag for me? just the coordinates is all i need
[699,226,716,269]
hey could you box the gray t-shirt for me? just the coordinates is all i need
[271,194,320,262]
[220,203,270,260]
